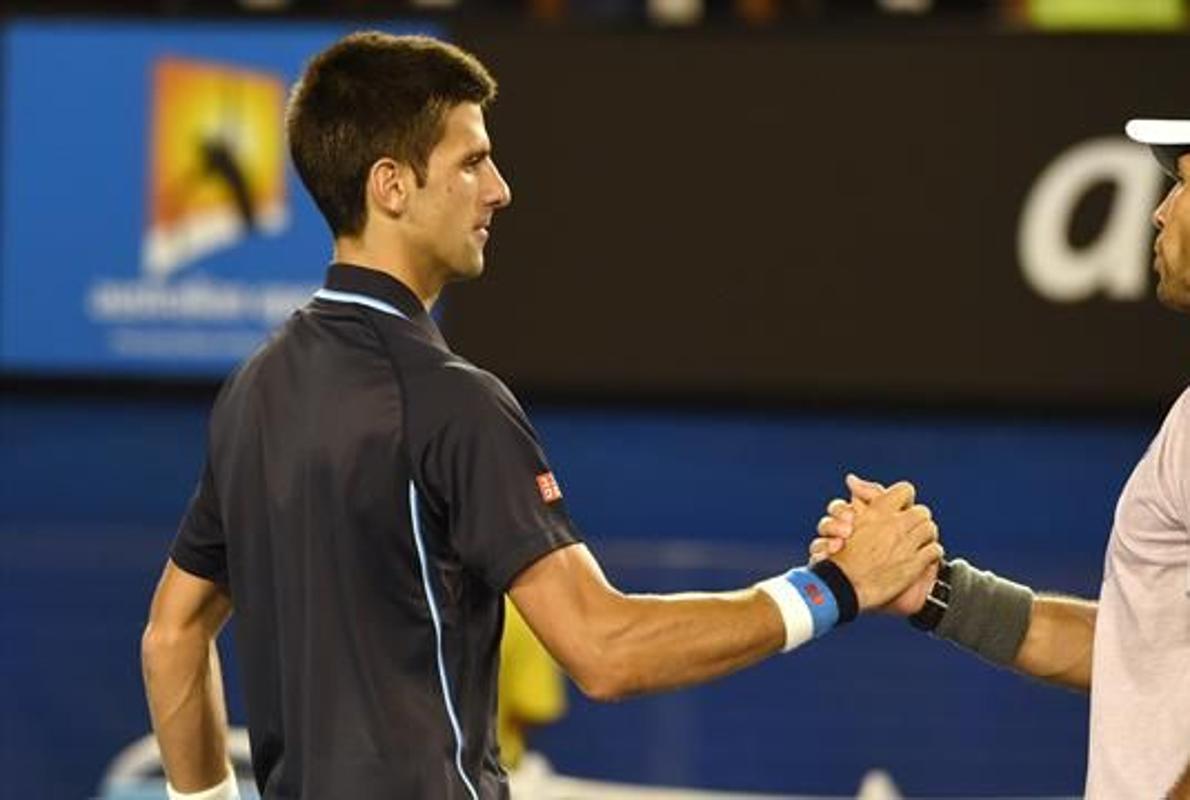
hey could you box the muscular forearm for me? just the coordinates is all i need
[1012,594,1096,692]
[516,491,938,704]
[142,629,231,791]
[579,587,784,699]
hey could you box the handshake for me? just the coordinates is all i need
[755,473,948,656]
[806,473,944,617]
[757,471,1035,673]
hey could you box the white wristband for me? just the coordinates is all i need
[167,769,240,800]
[756,574,815,652]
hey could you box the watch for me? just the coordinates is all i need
[908,559,952,632]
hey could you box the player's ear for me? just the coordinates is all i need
[366,157,414,219]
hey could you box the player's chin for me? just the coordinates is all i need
[448,254,486,282]
[1156,278,1190,314]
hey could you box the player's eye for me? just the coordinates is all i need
[464,152,489,170]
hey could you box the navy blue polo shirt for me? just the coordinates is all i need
[170,263,581,800]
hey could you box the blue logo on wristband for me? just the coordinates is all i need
[785,568,840,637]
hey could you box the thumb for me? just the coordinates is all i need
[869,480,916,512]
[845,473,885,506]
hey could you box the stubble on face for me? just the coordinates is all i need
[1155,158,1190,313]
[408,103,505,287]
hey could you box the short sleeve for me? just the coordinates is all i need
[420,370,581,591]
[170,459,229,586]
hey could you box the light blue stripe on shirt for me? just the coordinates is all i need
[407,482,479,800]
[313,288,409,320]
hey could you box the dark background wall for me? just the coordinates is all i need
[444,29,1190,409]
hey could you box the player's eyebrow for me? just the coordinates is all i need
[462,146,491,164]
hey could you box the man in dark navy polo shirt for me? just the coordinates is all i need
[141,32,943,800]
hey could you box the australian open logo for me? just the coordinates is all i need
[142,57,288,277]
[85,56,315,361]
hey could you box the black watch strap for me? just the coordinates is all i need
[909,559,953,632]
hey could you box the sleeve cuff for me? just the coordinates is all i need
[495,533,583,591]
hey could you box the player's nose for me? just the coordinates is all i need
[1153,185,1177,230]
[486,161,512,210]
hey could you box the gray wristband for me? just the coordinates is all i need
[934,558,1035,666]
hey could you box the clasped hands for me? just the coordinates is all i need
[808,474,943,615]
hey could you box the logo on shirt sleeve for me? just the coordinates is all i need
[536,472,563,503]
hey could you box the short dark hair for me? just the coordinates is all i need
[286,32,497,238]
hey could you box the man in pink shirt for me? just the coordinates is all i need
[816,118,1190,799]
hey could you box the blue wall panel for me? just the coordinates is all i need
[0,398,1157,798]
[0,20,435,377]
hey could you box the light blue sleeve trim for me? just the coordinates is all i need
[313,288,410,320]
[784,567,840,638]
[408,482,480,800]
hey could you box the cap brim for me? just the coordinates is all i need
[1125,118,1190,145]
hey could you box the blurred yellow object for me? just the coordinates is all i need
[1025,0,1185,29]
[498,599,567,769]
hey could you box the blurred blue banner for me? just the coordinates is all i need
[2,398,1131,798]
[0,19,436,377]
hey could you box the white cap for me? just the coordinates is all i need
[1125,118,1190,145]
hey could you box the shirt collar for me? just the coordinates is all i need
[323,263,429,321]
[321,263,448,348]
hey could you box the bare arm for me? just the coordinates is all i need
[814,476,1097,690]
[142,560,234,792]
[1012,594,1097,692]
[509,543,785,701]
[510,483,941,702]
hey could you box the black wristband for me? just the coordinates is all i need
[810,560,859,625]
[908,560,952,632]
